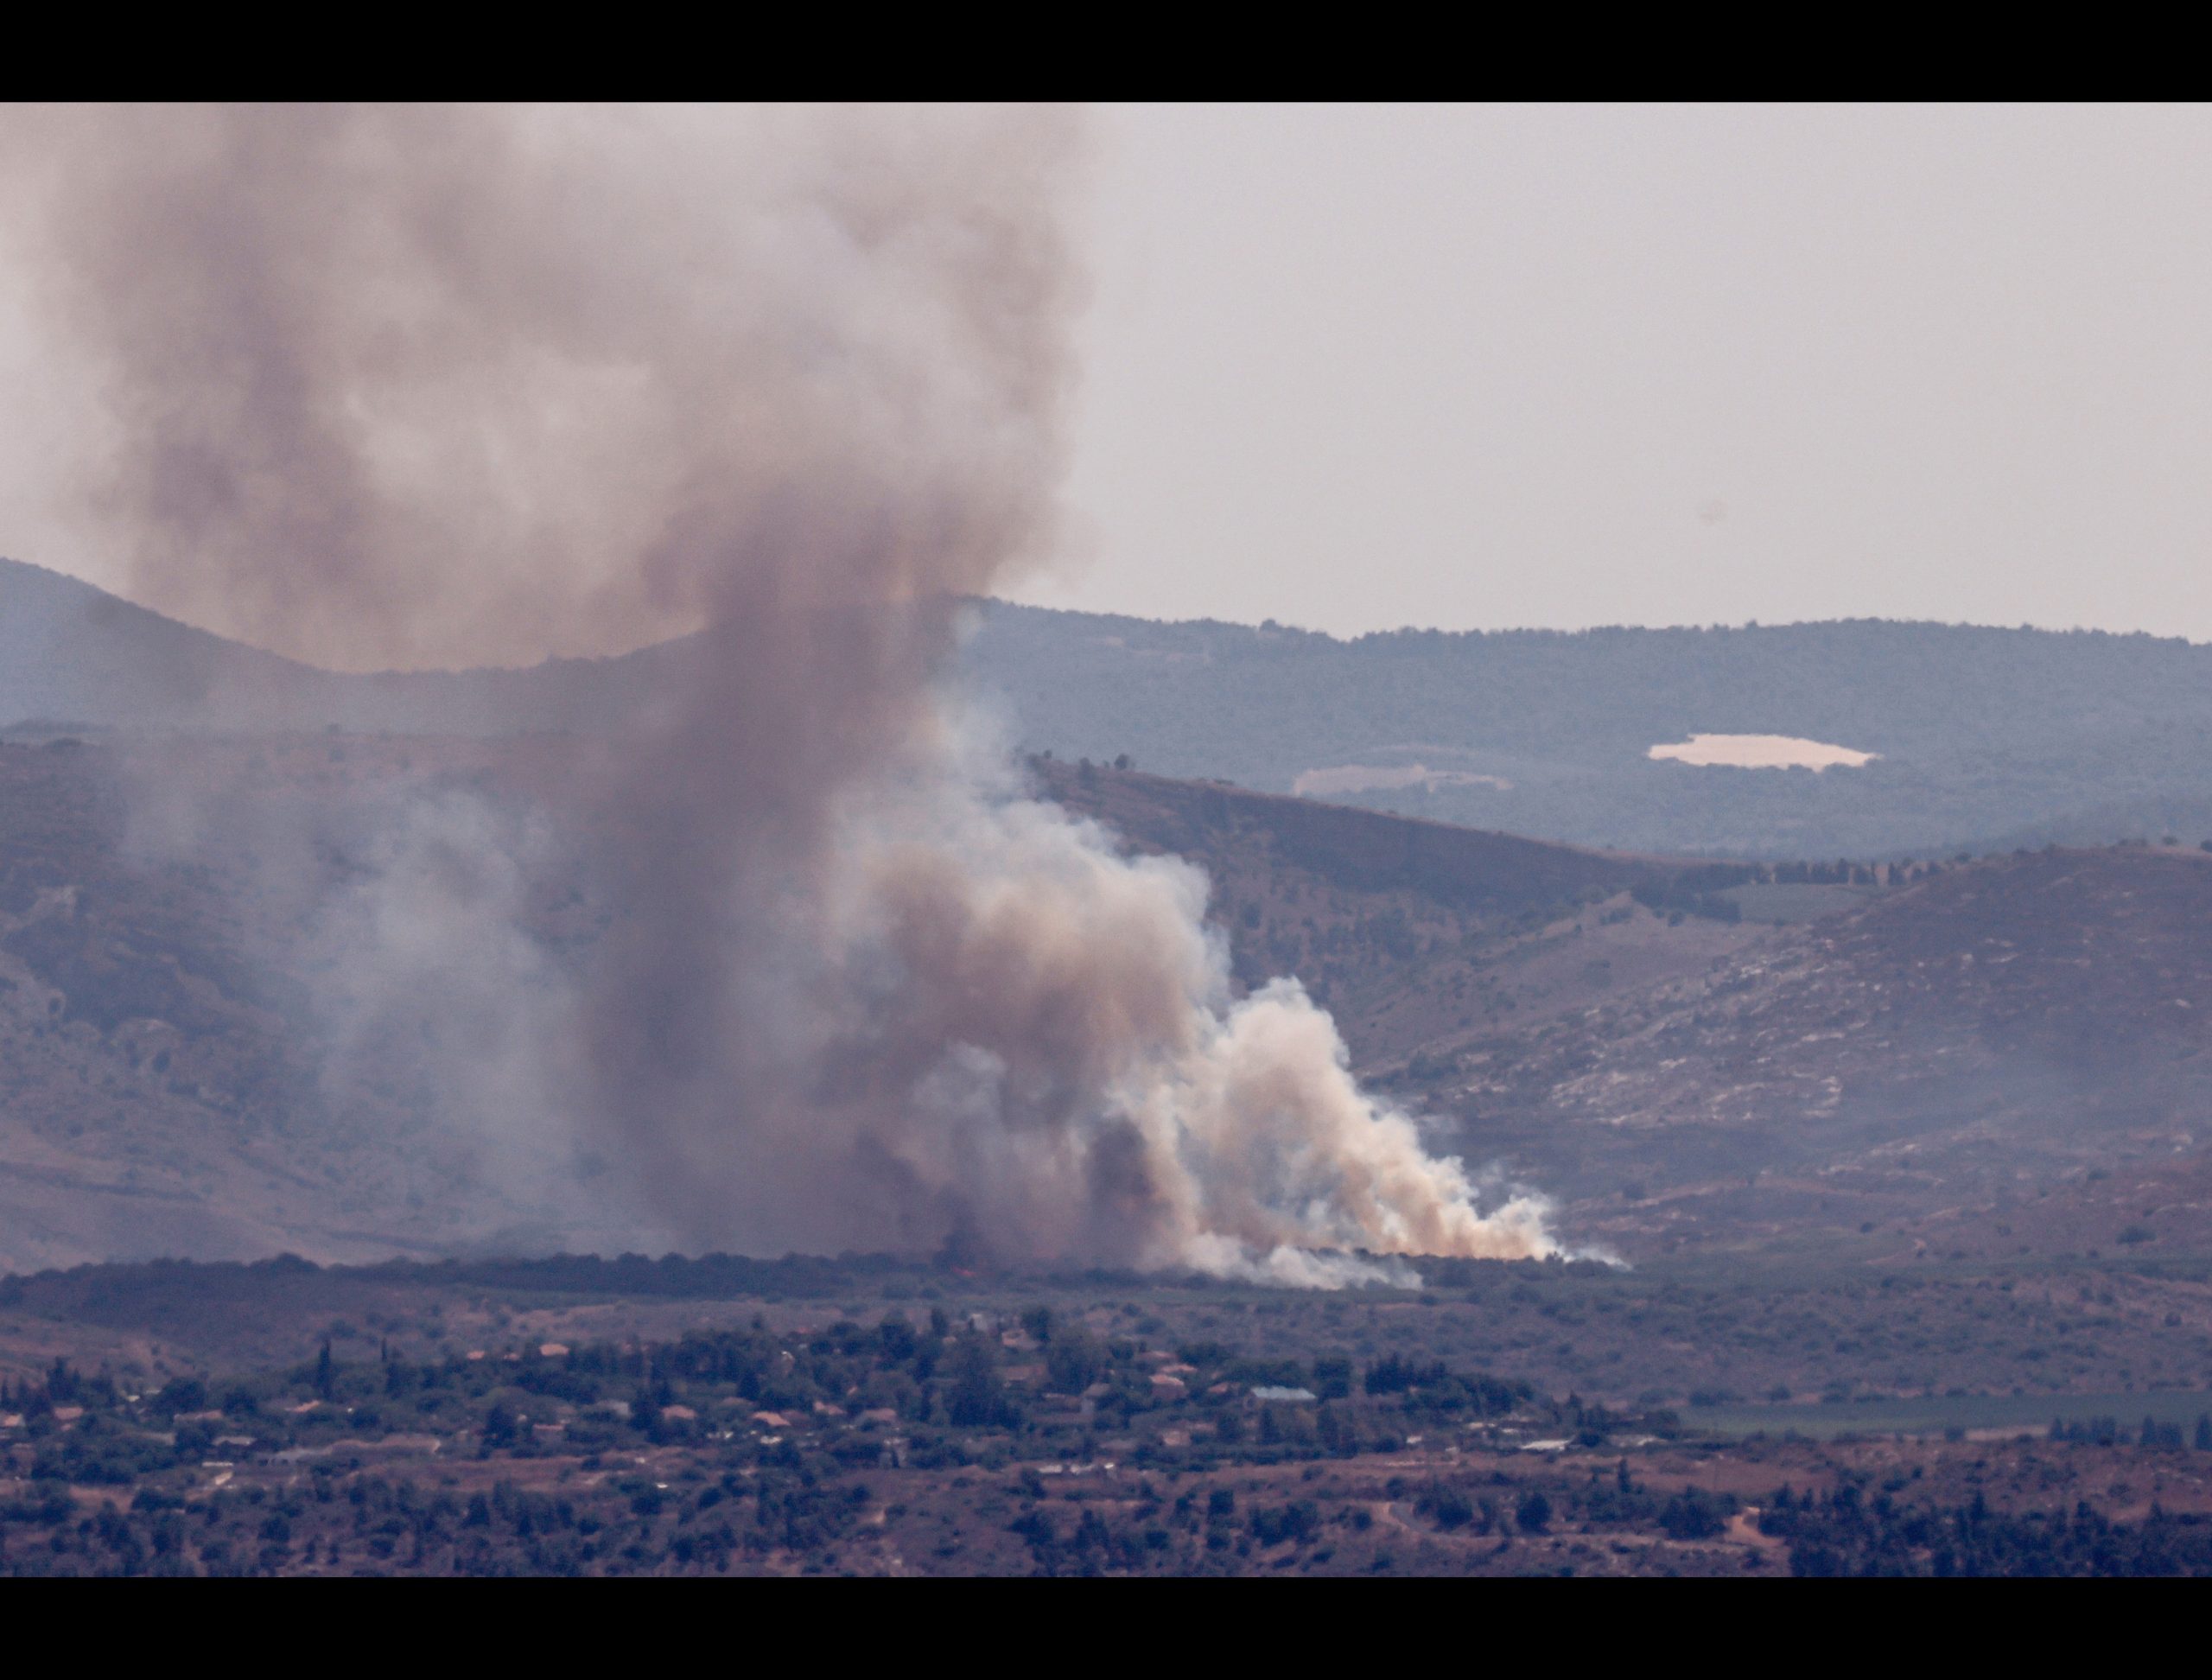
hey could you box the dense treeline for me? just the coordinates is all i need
[1762,1483,2212,1576]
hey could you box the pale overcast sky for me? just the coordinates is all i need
[8,104,2212,646]
[1021,102,2212,640]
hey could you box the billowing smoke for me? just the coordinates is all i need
[0,104,1554,1281]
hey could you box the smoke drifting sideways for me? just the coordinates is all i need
[0,104,1557,1285]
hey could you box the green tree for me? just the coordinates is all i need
[945,1333,999,1429]
[481,1400,519,1450]
[1045,1329,1106,1396]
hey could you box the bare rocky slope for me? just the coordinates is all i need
[1041,765,2212,1266]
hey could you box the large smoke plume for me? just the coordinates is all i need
[0,104,1554,1282]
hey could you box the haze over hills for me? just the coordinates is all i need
[967,602,2212,858]
[13,555,2212,860]
[0,710,2200,1279]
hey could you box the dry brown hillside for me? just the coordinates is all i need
[2,739,2206,1272]
[1395,845,2212,1261]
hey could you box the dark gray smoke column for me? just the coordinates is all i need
[0,103,1554,1280]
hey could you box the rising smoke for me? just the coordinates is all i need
[0,104,1554,1282]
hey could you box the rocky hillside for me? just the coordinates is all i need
[1387,845,2212,1261]
[2,729,2206,1273]
[0,738,1713,1271]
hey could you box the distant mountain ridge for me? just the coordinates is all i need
[10,554,2212,856]
[0,557,673,737]
[964,602,2212,857]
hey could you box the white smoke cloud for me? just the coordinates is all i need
[301,790,600,1231]
[770,703,1562,1281]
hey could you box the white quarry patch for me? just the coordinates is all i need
[1648,733,1878,771]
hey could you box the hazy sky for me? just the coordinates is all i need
[1020,103,2212,640]
[8,104,2212,645]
